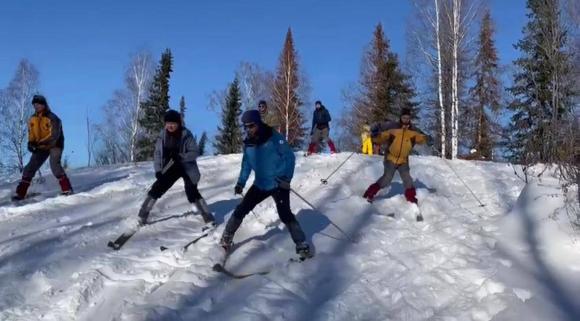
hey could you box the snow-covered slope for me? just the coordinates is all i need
[0,154,578,321]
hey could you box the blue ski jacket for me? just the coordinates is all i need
[237,126,295,191]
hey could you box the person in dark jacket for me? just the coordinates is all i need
[137,110,214,225]
[13,95,73,200]
[306,100,337,155]
[219,110,312,259]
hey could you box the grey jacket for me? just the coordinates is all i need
[153,127,201,184]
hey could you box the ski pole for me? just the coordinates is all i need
[161,158,175,174]
[429,145,485,207]
[320,151,356,185]
[290,188,357,243]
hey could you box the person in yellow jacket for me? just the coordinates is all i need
[258,100,281,132]
[363,108,426,205]
[361,123,373,155]
[13,95,73,200]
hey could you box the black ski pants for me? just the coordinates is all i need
[148,164,202,203]
[232,185,297,224]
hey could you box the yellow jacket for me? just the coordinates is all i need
[373,127,426,165]
[260,109,281,130]
[28,109,63,150]
[361,124,371,141]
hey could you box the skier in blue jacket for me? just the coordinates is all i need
[219,110,312,258]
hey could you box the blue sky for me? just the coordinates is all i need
[0,0,527,167]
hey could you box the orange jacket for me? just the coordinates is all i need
[373,126,426,165]
[28,109,63,150]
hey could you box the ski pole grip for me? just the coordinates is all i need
[161,159,175,174]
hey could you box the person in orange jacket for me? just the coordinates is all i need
[363,108,426,204]
[361,123,373,155]
[13,95,73,200]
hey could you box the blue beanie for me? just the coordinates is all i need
[241,110,262,124]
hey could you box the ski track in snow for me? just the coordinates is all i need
[0,153,578,321]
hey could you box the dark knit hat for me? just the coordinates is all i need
[400,108,412,116]
[258,100,267,107]
[31,95,48,106]
[315,100,322,106]
[241,109,262,124]
[164,109,181,123]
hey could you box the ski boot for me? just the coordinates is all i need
[58,175,74,196]
[219,233,234,252]
[12,178,32,201]
[194,198,215,224]
[296,242,313,260]
[363,183,380,203]
[138,195,157,226]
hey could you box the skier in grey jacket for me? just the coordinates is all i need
[137,110,214,225]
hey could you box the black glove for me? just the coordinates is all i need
[27,142,38,153]
[427,135,434,146]
[234,184,243,195]
[169,150,181,162]
[370,126,380,138]
[276,177,291,190]
[155,172,162,180]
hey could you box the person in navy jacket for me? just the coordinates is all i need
[219,110,312,258]
[306,100,337,155]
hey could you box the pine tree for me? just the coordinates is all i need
[214,78,243,154]
[136,49,173,161]
[340,24,416,149]
[368,24,416,123]
[198,131,208,156]
[507,0,575,166]
[271,28,306,148]
[179,96,186,126]
[468,10,502,160]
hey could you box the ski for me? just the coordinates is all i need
[368,200,396,218]
[2,192,43,207]
[289,254,314,263]
[212,263,270,279]
[213,244,314,279]
[159,222,217,252]
[107,227,139,250]
[416,213,424,222]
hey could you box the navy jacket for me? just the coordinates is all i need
[311,106,332,132]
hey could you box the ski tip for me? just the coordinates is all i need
[212,263,224,272]
[202,222,217,231]
[160,246,168,251]
[107,241,120,250]
[387,213,395,217]
[416,215,424,222]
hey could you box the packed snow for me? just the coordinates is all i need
[0,153,579,321]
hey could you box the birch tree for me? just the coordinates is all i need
[236,62,274,110]
[125,50,154,162]
[0,59,40,172]
[409,0,480,158]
